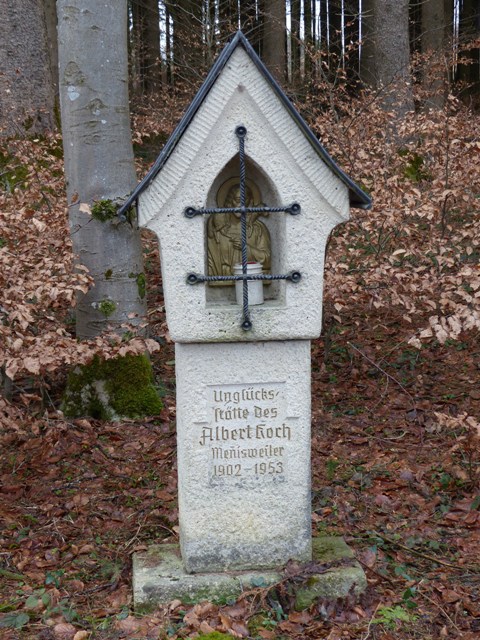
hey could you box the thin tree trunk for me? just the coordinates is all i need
[329,0,343,77]
[304,0,313,81]
[45,0,59,101]
[0,1,55,137]
[344,0,360,83]
[57,0,146,339]
[457,0,480,101]
[167,0,204,84]
[218,0,239,40]
[143,0,161,93]
[290,0,301,86]
[132,0,161,94]
[360,0,375,87]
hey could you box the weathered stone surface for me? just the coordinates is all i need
[133,538,366,611]
[176,340,312,573]
[139,45,350,343]
[294,537,367,610]
[133,544,281,611]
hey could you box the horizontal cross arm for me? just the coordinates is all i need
[184,203,301,218]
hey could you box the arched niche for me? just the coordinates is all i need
[205,154,286,306]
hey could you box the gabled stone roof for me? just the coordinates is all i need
[119,31,371,216]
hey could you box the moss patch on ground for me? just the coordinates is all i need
[62,354,162,420]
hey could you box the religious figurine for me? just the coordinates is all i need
[207,178,271,284]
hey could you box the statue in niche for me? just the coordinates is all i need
[207,177,271,285]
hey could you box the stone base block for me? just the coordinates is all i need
[133,543,281,612]
[294,537,367,610]
[133,537,366,612]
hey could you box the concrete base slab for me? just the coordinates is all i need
[133,543,281,612]
[294,537,367,610]
[133,537,366,612]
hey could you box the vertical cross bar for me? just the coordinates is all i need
[235,125,252,331]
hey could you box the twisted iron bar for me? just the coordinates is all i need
[184,204,301,217]
[187,271,302,284]
[185,125,301,331]
[236,126,251,330]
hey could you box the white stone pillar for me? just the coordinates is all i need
[175,340,312,572]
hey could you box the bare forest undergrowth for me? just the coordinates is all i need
[1,87,480,639]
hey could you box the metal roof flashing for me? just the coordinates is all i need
[118,31,371,217]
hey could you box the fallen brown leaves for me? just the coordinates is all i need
[1,81,480,639]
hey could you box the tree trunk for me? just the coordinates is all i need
[132,0,161,94]
[344,0,360,83]
[0,1,55,137]
[57,0,146,339]
[329,0,343,77]
[218,0,239,41]
[421,0,451,108]
[44,0,59,101]
[359,0,376,87]
[373,0,414,117]
[167,0,204,85]
[457,0,480,102]
[290,0,301,86]
[205,0,218,67]
[262,0,286,81]
[239,1,262,54]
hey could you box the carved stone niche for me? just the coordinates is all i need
[205,155,285,305]
[118,31,371,343]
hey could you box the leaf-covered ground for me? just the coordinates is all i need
[1,88,480,638]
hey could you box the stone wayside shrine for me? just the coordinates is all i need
[121,32,372,609]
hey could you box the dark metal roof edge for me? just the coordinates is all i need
[119,31,371,215]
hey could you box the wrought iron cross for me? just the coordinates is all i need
[185,126,301,331]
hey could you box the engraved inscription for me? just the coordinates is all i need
[202,382,288,485]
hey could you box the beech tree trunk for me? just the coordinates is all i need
[344,0,360,83]
[457,0,480,101]
[329,0,343,77]
[132,0,161,94]
[421,0,452,109]
[373,0,414,117]
[359,0,376,87]
[57,0,146,339]
[167,0,204,84]
[44,0,59,100]
[0,1,55,137]
[262,0,286,81]
[290,0,301,85]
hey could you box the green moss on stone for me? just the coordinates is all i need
[104,269,113,280]
[98,299,116,317]
[91,198,118,222]
[294,537,367,610]
[129,272,146,299]
[62,354,163,420]
[196,634,232,640]
[136,272,146,299]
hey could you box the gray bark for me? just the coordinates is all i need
[262,0,286,81]
[360,0,376,87]
[457,0,480,99]
[132,0,161,94]
[422,0,451,109]
[0,1,55,137]
[45,0,59,98]
[57,0,147,339]
[373,0,414,116]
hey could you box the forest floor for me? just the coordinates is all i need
[2,244,480,639]
[1,94,480,639]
